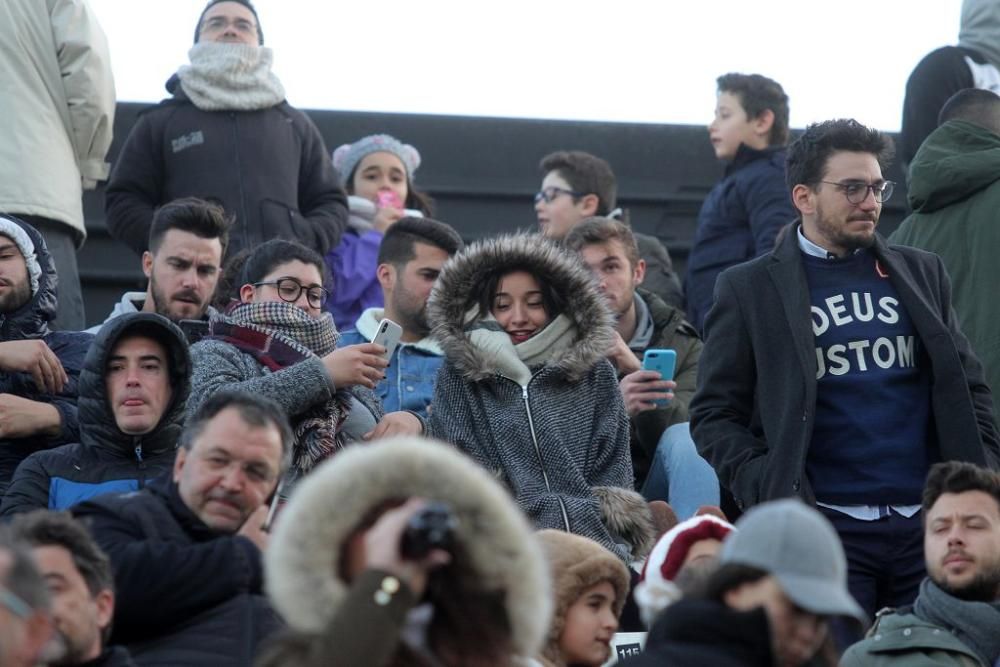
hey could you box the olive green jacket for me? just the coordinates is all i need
[840,610,984,667]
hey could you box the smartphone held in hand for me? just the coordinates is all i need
[641,348,676,407]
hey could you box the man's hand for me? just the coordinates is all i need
[0,394,62,439]
[363,498,451,598]
[372,206,405,234]
[619,370,675,417]
[363,411,422,441]
[238,505,271,552]
[322,343,388,390]
[0,340,68,394]
[607,333,642,375]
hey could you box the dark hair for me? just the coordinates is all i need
[475,266,567,323]
[717,73,790,146]
[697,562,769,603]
[195,0,263,44]
[239,239,329,290]
[148,197,231,257]
[922,461,1000,515]
[377,217,464,268]
[539,151,617,215]
[938,88,1000,133]
[180,390,293,473]
[785,119,895,193]
[11,511,113,598]
[0,525,50,613]
[564,216,641,269]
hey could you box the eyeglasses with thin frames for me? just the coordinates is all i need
[0,587,32,619]
[201,16,258,37]
[819,180,895,205]
[534,186,585,205]
[253,277,329,308]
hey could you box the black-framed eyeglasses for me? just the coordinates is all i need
[819,180,895,205]
[534,186,585,205]
[254,277,329,308]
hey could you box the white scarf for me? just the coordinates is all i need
[466,312,576,386]
[176,42,285,111]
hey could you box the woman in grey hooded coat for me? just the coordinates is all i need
[425,234,653,562]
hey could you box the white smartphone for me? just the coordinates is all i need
[370,318,403,360]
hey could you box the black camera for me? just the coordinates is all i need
[400,501,458,560]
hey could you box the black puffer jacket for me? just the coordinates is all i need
[104,76,348,259]
[0,216,93,494]
[0,313,189,516]
[73,476,280,666]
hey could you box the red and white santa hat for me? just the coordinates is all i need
[634,512,736,626]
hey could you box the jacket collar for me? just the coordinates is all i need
[724,144,785,177]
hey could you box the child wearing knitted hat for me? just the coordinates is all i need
[531,530,632,667]
[325,134,434,329]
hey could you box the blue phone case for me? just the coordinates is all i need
[642,349,677,406]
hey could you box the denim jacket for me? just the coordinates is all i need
[339,308,442,417]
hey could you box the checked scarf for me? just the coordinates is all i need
[209,301,352,477]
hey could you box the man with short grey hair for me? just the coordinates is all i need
[72,390,291,665]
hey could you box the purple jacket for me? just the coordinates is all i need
[324,229,384,330]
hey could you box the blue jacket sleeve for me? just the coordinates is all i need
[742,163,795,257]
[0,453,52,517]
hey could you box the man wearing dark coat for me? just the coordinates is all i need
[690,119,1000,623]
[72,390,291,666]
[0,215,92,495]
[104,0,347,261]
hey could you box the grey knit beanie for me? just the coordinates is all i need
[332,134,421,186]
[0,215,42,297]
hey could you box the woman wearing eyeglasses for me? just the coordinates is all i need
[187,238,423,504]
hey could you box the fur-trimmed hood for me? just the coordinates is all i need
[265,436,553,657]
[535,530,631,666]
[426,234,614,383]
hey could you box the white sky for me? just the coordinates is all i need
[89,0,964,131]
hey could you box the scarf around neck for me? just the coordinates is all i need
[177,42,285,111]
[465,312,576,386]
[209,301,350,480]
[913,578,1000,666]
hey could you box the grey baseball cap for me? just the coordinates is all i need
[720,498,866,624]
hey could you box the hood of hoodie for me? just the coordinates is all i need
[426,233,614,383]
[77,313,191,457]
[266,435,553,657]
[0,218,57,340]
[907,120,1000,214]
[960,0,1000,70]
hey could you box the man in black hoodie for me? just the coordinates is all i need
[0,313,189,516]
[104,0,347,261]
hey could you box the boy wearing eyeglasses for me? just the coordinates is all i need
[534,150,683,309]
[686,73,796,333]
[690,118,999,634]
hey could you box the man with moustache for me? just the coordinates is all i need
[88,198,227,340]
[691,119,999,622]
[338,217,463,417]
[71,390,291,666]
[841,461,1000,666]
[0,215,92,495]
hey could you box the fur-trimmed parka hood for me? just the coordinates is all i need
[535,530,631,666]
[266,436,553,657]
[426,234,614,383]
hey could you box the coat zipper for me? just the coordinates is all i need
[134,438,147,488]
[231,112,250,251]
[521,383,571,532]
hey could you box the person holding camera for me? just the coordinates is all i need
[259,435,553,667]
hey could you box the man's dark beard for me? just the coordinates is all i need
[150,274,202,322]
[935,562,1000,602]
[0,279,31,314]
